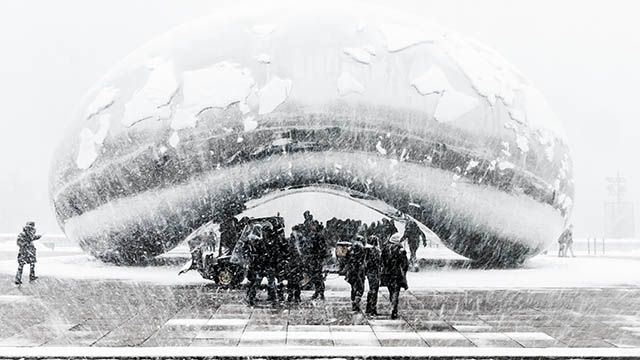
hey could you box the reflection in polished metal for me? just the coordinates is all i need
[49,2,573,266]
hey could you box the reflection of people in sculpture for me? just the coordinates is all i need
[179,228,215,275]
[15,221,41,285]
[402,220,426,266]
[219,216,240,255]
[557,234,566,257]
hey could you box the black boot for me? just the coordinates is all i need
[28,264,37,281]
[15,265,23,285]
[352,296,361,312]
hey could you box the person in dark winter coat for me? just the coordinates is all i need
[364,235,382,315]
[381,234,409,319]
[274,217,289,302]
[402,220,426,265]
[286,226,305,303]
[245,223,278,306]
[299,211,327,300]
[344,237,366,311]
[15,221,41,285]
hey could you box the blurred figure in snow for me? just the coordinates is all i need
[401,220,426,267]
[381,234,409,319]
[15,221,41,285]
[364,235,381,315]
[557,229,567,257]
[344,236,366,311]
[245,222,278,306]
[286,226,305,303]
[299,211,327,300]
[560,225,575,257]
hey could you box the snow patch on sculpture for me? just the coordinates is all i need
[523,86,564,138]
[258,77,292,115]
[516,135,530,153]
[411,66,451,96]
[86,87,118,119]
[171,62,255,130]
[343,46,375,64]
[122,59,178,127]
[498,161,515,170]
[466,160,479,172]
[379,23,438,52]
[434,90,479,122]
[337,71,365,96]
[243,116,258,132]
[76,115,111,169]
[442,35,522,107]
[169,132,180,148]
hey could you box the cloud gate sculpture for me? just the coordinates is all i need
[49,3,573,266]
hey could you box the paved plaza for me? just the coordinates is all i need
[1,274,640,350]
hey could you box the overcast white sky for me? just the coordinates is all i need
[0,0,638,237]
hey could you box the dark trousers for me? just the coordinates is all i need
[366,272,379,314]
[387,284,401,317]
[15,263,35,283]
[309,263,325,297]
[287,266,302,302]
[408,240,419,263]
[287,281,301,302]
[348,274,365,310]
[247,269,277,304]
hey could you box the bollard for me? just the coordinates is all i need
[587,238,590,255]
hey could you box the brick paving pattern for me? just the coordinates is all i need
[1,275,640,348]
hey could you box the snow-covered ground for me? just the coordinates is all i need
[1,239,639,289]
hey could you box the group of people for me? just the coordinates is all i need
[558,224,575,257]
[237,211,328,306]
[343,231,410,319]
[233,210,415,319]
[326,217,426,266]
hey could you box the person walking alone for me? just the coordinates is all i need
[15,221,41,285]
[344,237,366,311]
[401,220,425,267]
[364,235,381,316]
[381,234,409,319]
